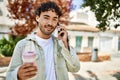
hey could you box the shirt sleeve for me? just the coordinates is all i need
[58,40,80,72]
[6,66,21,80]
[6,40,24,80]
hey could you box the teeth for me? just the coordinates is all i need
[47,28,52,30]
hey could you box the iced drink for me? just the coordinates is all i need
[22,51,37,80]
[22,51,36,64]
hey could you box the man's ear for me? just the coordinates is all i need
[36,16,40,22]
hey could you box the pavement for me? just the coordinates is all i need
[69,53,120,80]
[0,53,120,80]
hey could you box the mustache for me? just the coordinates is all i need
[45,24,55,28]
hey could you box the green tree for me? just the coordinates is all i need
[82,0,120,31]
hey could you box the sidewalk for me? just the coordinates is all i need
[0,54,120,80]
[69,54,120,80]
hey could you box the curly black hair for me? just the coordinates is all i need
[35,1,62,17]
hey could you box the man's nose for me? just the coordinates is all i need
[47,20,52,25]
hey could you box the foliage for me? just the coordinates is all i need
[0,35,25,56]
[82,0,120,31]
[7,0,70,36]
[113,72,120,80]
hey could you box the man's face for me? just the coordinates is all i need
[36,10,59,35]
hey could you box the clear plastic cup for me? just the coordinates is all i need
[22,51,37,80]
[22,51,36,65]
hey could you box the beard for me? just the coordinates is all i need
[38,24,56,35]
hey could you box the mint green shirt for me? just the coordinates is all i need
[6,34,80,80]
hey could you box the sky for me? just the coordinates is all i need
[70,0,84,11]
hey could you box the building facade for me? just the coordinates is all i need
[0,0,14,39]
[68,8,120,54]
[0,1,120,54]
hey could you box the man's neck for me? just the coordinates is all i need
[36,31,51,39]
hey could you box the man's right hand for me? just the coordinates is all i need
[17,63,38,80]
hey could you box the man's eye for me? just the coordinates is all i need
[53,19,57,21]
[44,17,49,19]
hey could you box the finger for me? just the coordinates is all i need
[24,70,37,76]
[25,74,36,80]
[58,27,66,34]
[18,64,36,80]
[20,67,37,79]
[59,30,67,34]
[22,63,34,69]
[58,30,64,36]
[57,25,65,30]
[24,66,38,73]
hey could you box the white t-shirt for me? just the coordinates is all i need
[35,35,56,80]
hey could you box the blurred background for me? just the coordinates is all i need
[0,0,120,80]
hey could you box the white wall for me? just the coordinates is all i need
[0,0,14,39]
[112,35,119,53]
[99,37,113,53]
[68,30,120,54]
[0,25,10,39]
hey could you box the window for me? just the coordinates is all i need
[88,37,93,48]
[118,37,120,51]
[76,36,82,52]
[0,9,3,16]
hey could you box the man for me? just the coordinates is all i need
[6,1,80,80]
